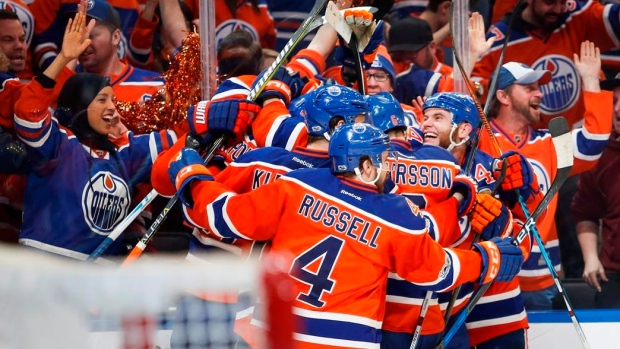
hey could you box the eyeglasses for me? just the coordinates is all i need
[366,73,389,82]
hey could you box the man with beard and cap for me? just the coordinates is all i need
[13,8,176,261]
[479,45,612,311]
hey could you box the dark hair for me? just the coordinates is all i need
[426,0,450,12]
[0,9,20,21]
[307,116,345,145]
[487,85,514,118]
[217,30,263,77]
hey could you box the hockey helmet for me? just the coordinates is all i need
[422,92,480,141]
[304,85,369,139]
[329,123,391,174]
[366,92,406,133]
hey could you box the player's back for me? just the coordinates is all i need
[254,168,458,348]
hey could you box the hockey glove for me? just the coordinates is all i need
[254,67,308,106]
[450,173,478,216]
[333,18,384,71]
[168,148,214,208]
[473,236,524,284]
[493,151,540,205]
[470,193,514,240]
[187,99,261,145]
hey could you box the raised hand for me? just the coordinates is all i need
[60,0,96,61]
[573,40,601,92]
[468,12,495,60]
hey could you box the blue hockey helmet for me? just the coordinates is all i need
[304,85,369,138]
[288,93,310,119]
[329,123,391,174]
[366,92,406,133]
[422,92,480,141]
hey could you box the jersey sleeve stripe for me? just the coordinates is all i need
[265,115,288,147]
[292,314,381,346]
[206,192,252,240]
[572,129,607,160]
[603,4,620,46]
[425,73,442,97]
[285,122,306,151]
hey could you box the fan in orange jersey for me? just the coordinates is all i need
[479,42,612,312]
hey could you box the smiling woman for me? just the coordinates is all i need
[11,2,177,262]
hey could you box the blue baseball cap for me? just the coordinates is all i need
[64,0,121,29]
[370,47,396,85]
[495,62,552,90]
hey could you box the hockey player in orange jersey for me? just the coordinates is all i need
[479,42,612,312]
[152,121,525,349]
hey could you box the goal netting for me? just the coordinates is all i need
[0,244,294,349]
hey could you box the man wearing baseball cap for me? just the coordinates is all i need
[481,42,613,312]
[64,1,165,114]
[387,16,452,77]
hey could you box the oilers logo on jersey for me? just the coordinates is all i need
[0,1,34,45]
[81,171,130,235]
[527,158,551,195]
[533,55,579,115]
[216,20,259,48]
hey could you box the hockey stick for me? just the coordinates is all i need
[440,159,508,326]
[442,0,522,322]
[435,117,574,349]
[515,169,590,346]
[120,0,330,266]
[324,0,394,95]
[86,189,158,261]
[464,0,525,173]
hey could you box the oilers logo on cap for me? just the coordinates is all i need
[87,0,95,10]
[82,171,130,235]
[216,20,259,48]
[533,55,580,115]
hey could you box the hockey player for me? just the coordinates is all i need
[13,9,176,261]
[153,122,525,349]
[480,44,613,311]
[252,83,370,150]
[368,91,525,349]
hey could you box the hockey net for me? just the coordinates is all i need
[0,244,294,349]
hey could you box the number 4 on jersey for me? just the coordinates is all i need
[290,236,344,307]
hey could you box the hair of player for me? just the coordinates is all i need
[217,30,264,77]
[307,115,345,145]
[0,9,19,21]
[486,85,514,118]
